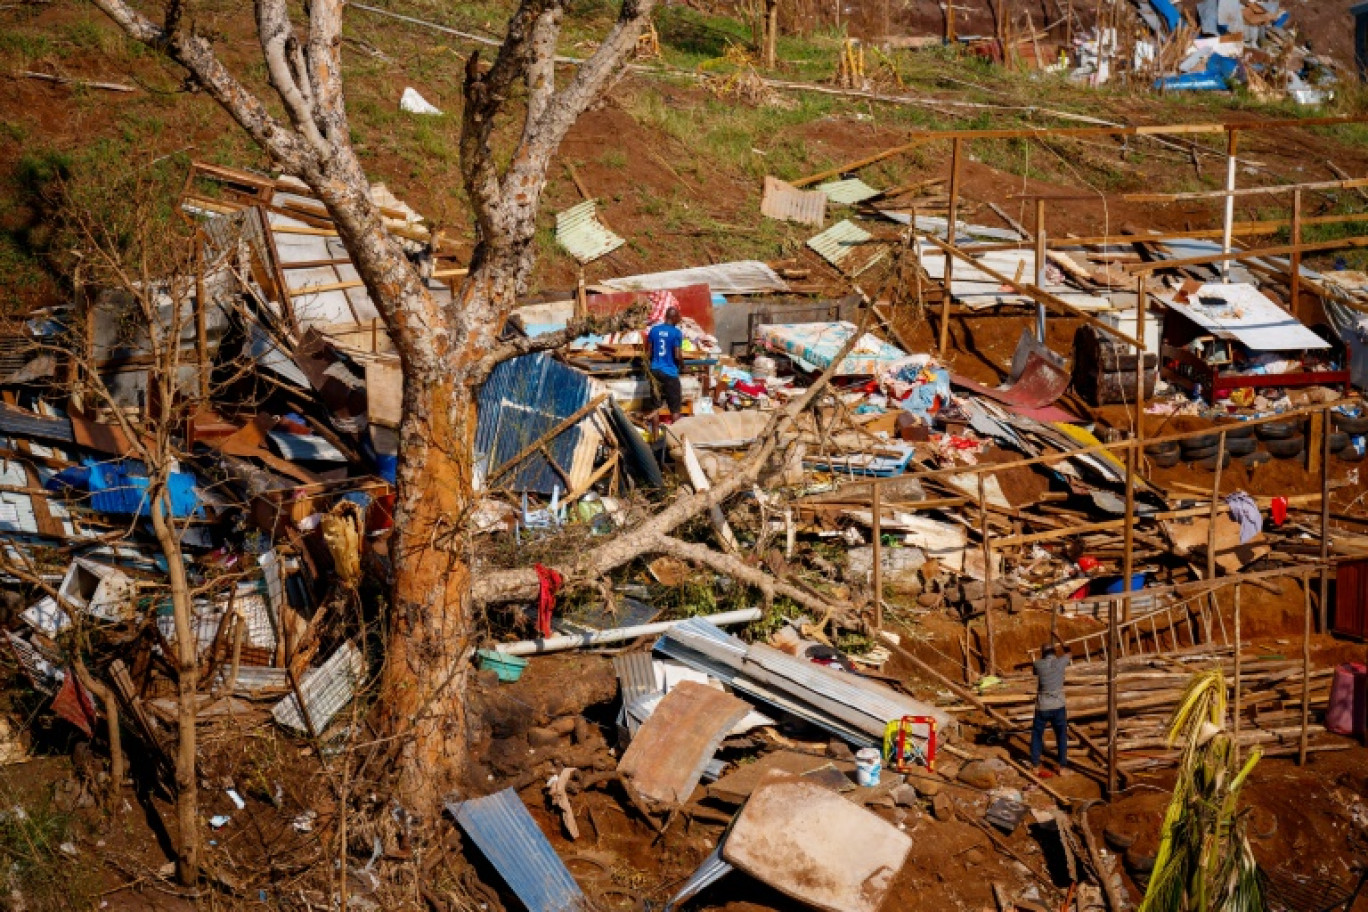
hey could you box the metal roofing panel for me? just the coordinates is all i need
[0,406,73,445]
[665,846,733,912]
[475,354,597,495]
[272,642,364,733]
[817,178,882,206]
[807,220,886,276]
[1162,282,1328,351]
[599,261,789,296]
[612,652,662,707]
[555,200,624,264]
[268,430,349,462]
[451,789,587,912]
[760,176,827,227]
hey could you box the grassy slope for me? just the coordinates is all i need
[1,0,1366,309]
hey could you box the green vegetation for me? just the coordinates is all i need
[0,786,100,912]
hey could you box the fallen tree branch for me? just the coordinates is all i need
[470,301,649,385]
[659,536,853,622]
[17,70,139,92]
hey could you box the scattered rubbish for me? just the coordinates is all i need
[398,87,442,115]
[555,200,624,264]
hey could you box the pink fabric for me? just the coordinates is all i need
[1325,663,1366,735]
[647,289,679,326]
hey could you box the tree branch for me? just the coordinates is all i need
[469,301,647,386]
[256,0,329,155]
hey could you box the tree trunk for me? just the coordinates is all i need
[764,0,779,68]
[150,490,199,887]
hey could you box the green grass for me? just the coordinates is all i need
[0,788,100,912]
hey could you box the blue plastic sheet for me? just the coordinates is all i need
[1155,52,1239,91]
[48,460,202,518]
[1149,0,1180,30]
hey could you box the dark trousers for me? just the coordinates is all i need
[1030,706,1068,769]
[650,370,683,415]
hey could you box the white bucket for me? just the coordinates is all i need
[854,747,882,787]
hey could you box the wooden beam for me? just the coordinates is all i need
[1126,173,1368,203]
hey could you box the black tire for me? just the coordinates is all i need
[1183,443,1221,461]
[1126,848,1158,875]
[1149,449,1181,468]
[1264,434,1305,459]
[1240,451,1272,468]
[1217,423,1256,439]
[1181,433,1221,450]
[1329,432,1350,453]
[1224,437,1257,456]
[1257,420,1301,440]
[1145,441,1179,456]
[1339,447,1365,463]
[1332,414,1368,435]
[1194,451,1231,470]
[1104,827,1138,851]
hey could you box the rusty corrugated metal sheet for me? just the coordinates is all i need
[1335,558,1368,640]
[807,220,886,276]
[617,680,749,811]
[949,352,1071,410]
[818,177,881,206]
[555,199,623,264]
[450,789,587,912]
[760,176,826,227]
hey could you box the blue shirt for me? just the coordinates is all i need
[647,324,683,377]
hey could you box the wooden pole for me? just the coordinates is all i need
[1221,129,1238,283]
[1291,187,1303,319]
[1122,445,1136,624]
[1034,197,1047,342]
[1299,572,1312,765]
[1134,276,1148,447]
[1106,594,1118,797]
[194,236,210,400]
[1206,431,1227,582]
[1232,582,1242,762]
[946,0,956,43]
[1319,404,1331,632]
[979,473,996,676]
[939,137,964,358]
[1308,410,1324,477]
[871,481,883,632]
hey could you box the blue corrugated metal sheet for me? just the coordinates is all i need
[665,846,733,911]
[0,406,73,444]
[451,789,586,912]
[475,354,594,495]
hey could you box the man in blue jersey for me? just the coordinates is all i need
[646,307,684,422]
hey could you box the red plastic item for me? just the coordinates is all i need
[885,715,937,773]
[1076,555,1100,573]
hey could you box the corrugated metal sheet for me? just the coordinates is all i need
[555,200,624,264]
[475,354,601,495]
[817,178,881,206]
[272,642,364,733]
[807,220,886,276]
[760,176,826,227]
[598,261,788,296]
[451,789,587,912]
[1334,558,1368,640]
[5,631,62,695]
[617,680,749,810]
[0,406,72,445]
[268,430,349,462]
[665,846,733,912]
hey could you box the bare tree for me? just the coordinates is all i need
[86,0,661,812]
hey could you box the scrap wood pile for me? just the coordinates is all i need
[977,648,1341,772]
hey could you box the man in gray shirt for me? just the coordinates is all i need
[1030,634,1071,777]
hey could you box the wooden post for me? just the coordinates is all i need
[1232,582,1242,762]
[1319,404,1331,632]
[1206,431,1228,581]
[939,137,964,358]
[1106,591,1118,797]
[1290,187,1303,319]
[575,268,588,320]
[1299,572,1312,765]
[946,0,956,44]
[1122,445,1136,624]
[871,481,883,632]
[1034,198,1047,342]
[1134,275,1148,446]
[1221,130,1238,283]
[194,235,210,400]
[1308,409,1324,476]
[978,473,996,676]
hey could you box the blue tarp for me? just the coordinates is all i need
[1149,0,1180,30]
[47,460,202,518]
[1155,52,1239,91]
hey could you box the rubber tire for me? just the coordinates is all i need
[1257,420,1301,440]
[1339,447,1365,463]
[1329,432,1350,453]
[1126,848,1158,875]
[1265,435,1305,459]
[1149,449,1181,469]
[1224,437,1257,457]
[1332,414,1368,435]
[1193,451,1232,471]
[1145,441,1179,457]
[1182,443,1221,461]
[1104,827,1138,852]
[1240,451,1272,468]
[1217,423,1256,439]
[1181,432,1221,450]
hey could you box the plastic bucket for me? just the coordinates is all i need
[855,747,882,787]
[477,649,528,683]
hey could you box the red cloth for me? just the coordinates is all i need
[1270,496,1288,526]
[52,671,98,738]
[646,289,680,326]
[534,564,563,639]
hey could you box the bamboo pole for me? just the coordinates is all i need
[979,473,996,675]
[1034,198,1047,342]
[1291,187,1303,319]
[1319,414,1331,632]
[1299,573,1312,765]
[872,481,883,632]
[939,138,964,358]
[1233,582,1242,762]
